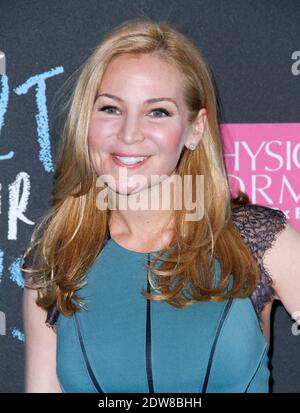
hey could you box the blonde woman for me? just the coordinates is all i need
[21,18,300,393]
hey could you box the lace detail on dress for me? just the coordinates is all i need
[231,204,287,317]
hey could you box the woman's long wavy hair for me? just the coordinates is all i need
[20,17,260,316]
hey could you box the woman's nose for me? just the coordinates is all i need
[117,114,145,145]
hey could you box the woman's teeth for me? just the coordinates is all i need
[114,156,149,165]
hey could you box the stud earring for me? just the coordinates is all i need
[188,143,197,151]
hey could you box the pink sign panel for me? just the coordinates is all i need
[220,123,300,231]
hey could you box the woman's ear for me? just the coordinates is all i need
[185,108,207,150]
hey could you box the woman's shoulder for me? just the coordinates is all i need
[231,203,287,255]
[231,203,288,314]
[231,202,287,227]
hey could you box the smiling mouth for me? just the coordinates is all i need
[111,154,151,168]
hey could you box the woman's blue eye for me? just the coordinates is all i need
[151,108,170,117]
[99,105,118,114]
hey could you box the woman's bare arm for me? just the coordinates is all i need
[263,221,300,325]
[23,287,62,392]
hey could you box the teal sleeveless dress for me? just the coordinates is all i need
[54,227,271,393]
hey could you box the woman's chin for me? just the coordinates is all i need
[108,183,146,196]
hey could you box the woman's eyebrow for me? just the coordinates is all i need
[96,93,178,109]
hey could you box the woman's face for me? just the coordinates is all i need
[88,53,204,195]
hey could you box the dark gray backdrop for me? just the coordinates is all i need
[0,0,299,393]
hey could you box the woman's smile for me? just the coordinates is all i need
[111,154,151,169]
